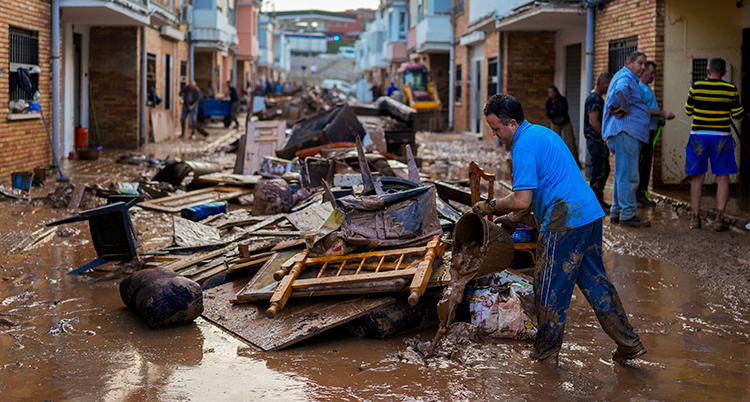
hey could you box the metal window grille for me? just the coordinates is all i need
[487,57,498,98]
[691,58,708,83]
[180,61,188,86]
[607,36,638,75]
[455,64,462,102]
[9,28,40,102]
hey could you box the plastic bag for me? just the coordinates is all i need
[469,283,536,340]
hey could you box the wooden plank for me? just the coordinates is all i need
[285,202,333,231]
[67,185,85,209]
[292,268,418,288]
[190,264,228,284]
[150,109,175,143]
[139,187,251,213]
[202,278,395,351]
[434,180,474,206]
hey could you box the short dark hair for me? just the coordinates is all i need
[596,72,612,86]
[484,93,525,124]
[548,86,560,94]
[645,61,657,70]
[709,58,726,74]
[627,51,647,63]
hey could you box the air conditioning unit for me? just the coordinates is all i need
[180,4,193,24]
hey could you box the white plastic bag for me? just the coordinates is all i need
[469,283,536,340]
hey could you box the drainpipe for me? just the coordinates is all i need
[51,0,60,171]
[233,49,238,87]
[448,44,454,130]
[585,3,594,93]
[189,37,195,81]
[140,26,147,147]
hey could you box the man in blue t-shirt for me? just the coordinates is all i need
[472,93,645,364]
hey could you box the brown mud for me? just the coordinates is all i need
[0,132,749,400]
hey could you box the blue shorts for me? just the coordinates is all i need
[685,135,737,176]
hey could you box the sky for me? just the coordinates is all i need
[261,0,380,12]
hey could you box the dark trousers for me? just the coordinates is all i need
[637,130,656,195]
[532,219,642,361]
[587,139,610,202]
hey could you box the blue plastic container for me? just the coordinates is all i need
[11,172,33,191]
[181,201,227,221]
[512,223,532,243]
[202,100,232,117]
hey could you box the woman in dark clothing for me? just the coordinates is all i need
[545,86,579,164]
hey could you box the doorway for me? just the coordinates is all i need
[73,33,82,127]
[565,43,582,162]
[742,28,750,191]
[164,54,172,109]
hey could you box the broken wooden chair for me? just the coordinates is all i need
[468,161,536,265]
[265,236,446,318]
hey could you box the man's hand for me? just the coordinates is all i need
[612,107,629,119]
[472,200,495,217]
[663,111,675,120]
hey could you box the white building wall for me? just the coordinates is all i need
[553,25,587,163]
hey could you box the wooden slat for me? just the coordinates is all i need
[139,186,251,213]
[292,268,418,289]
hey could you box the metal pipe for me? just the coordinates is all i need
[189,37,195,81]
[51,0,60,171]
[140,26,147,146]
[585,4,594,94]
[448,43,454,130]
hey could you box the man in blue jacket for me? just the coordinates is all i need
[473,93,645,364]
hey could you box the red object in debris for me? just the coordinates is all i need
[74,127,88,150]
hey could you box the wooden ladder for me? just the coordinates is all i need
[266,236,446,318]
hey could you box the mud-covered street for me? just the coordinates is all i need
[0,129,749,401]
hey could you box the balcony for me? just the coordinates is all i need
[258,47,273,67]
[415,15,452,53]
[386,42,407,63]
[192,8,238,51]
[60,0,150,26]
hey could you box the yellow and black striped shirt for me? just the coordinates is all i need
[685,79,744,133]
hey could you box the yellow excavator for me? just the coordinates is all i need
[398,63,441,110]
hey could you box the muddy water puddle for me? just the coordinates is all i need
[2,210,750,401]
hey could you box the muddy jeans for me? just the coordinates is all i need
[532,219,642,361]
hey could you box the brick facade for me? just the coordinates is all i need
[452,4,470,133]
[89,27,139,148]
[594,0,664,186]
[0,0,53,184]
[504,31,556,127]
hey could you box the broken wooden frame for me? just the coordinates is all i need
[138,186,251,213]
[261,236,446,318]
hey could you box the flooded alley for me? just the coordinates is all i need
[1,130,749,401]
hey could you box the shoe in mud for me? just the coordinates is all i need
[620,216,650,228]
[610,216,619,224]
[713,219,729,232]
[636,194,656,208]
[612,344,647,362]
[690,215,701,230]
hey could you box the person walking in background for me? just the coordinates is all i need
[637,61,675,208]
[545,86,579,164]
[602,51,652,227]
[226,80,240,130]
[386,82,397,97]
[584,72,612,211]
[179,80,202,138]
[684,57,745,231]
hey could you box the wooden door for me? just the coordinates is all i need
[235,120,287,175]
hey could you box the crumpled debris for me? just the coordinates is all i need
[46,317,79,335]
[1,292,36,307]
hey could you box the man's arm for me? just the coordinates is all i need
[473,189,533,216]
[650,109,675,120]
[589,110,602,135]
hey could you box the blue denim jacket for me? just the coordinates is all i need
[602,67,650,143]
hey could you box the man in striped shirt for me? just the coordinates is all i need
[684,58,745,231]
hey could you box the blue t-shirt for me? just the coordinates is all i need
[512,120,605,232]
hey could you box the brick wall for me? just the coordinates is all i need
[452,4,470,133]
[505,31,555,126]
[0,0,52,184]
[89,27,139,148]
[594,0,663,186]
